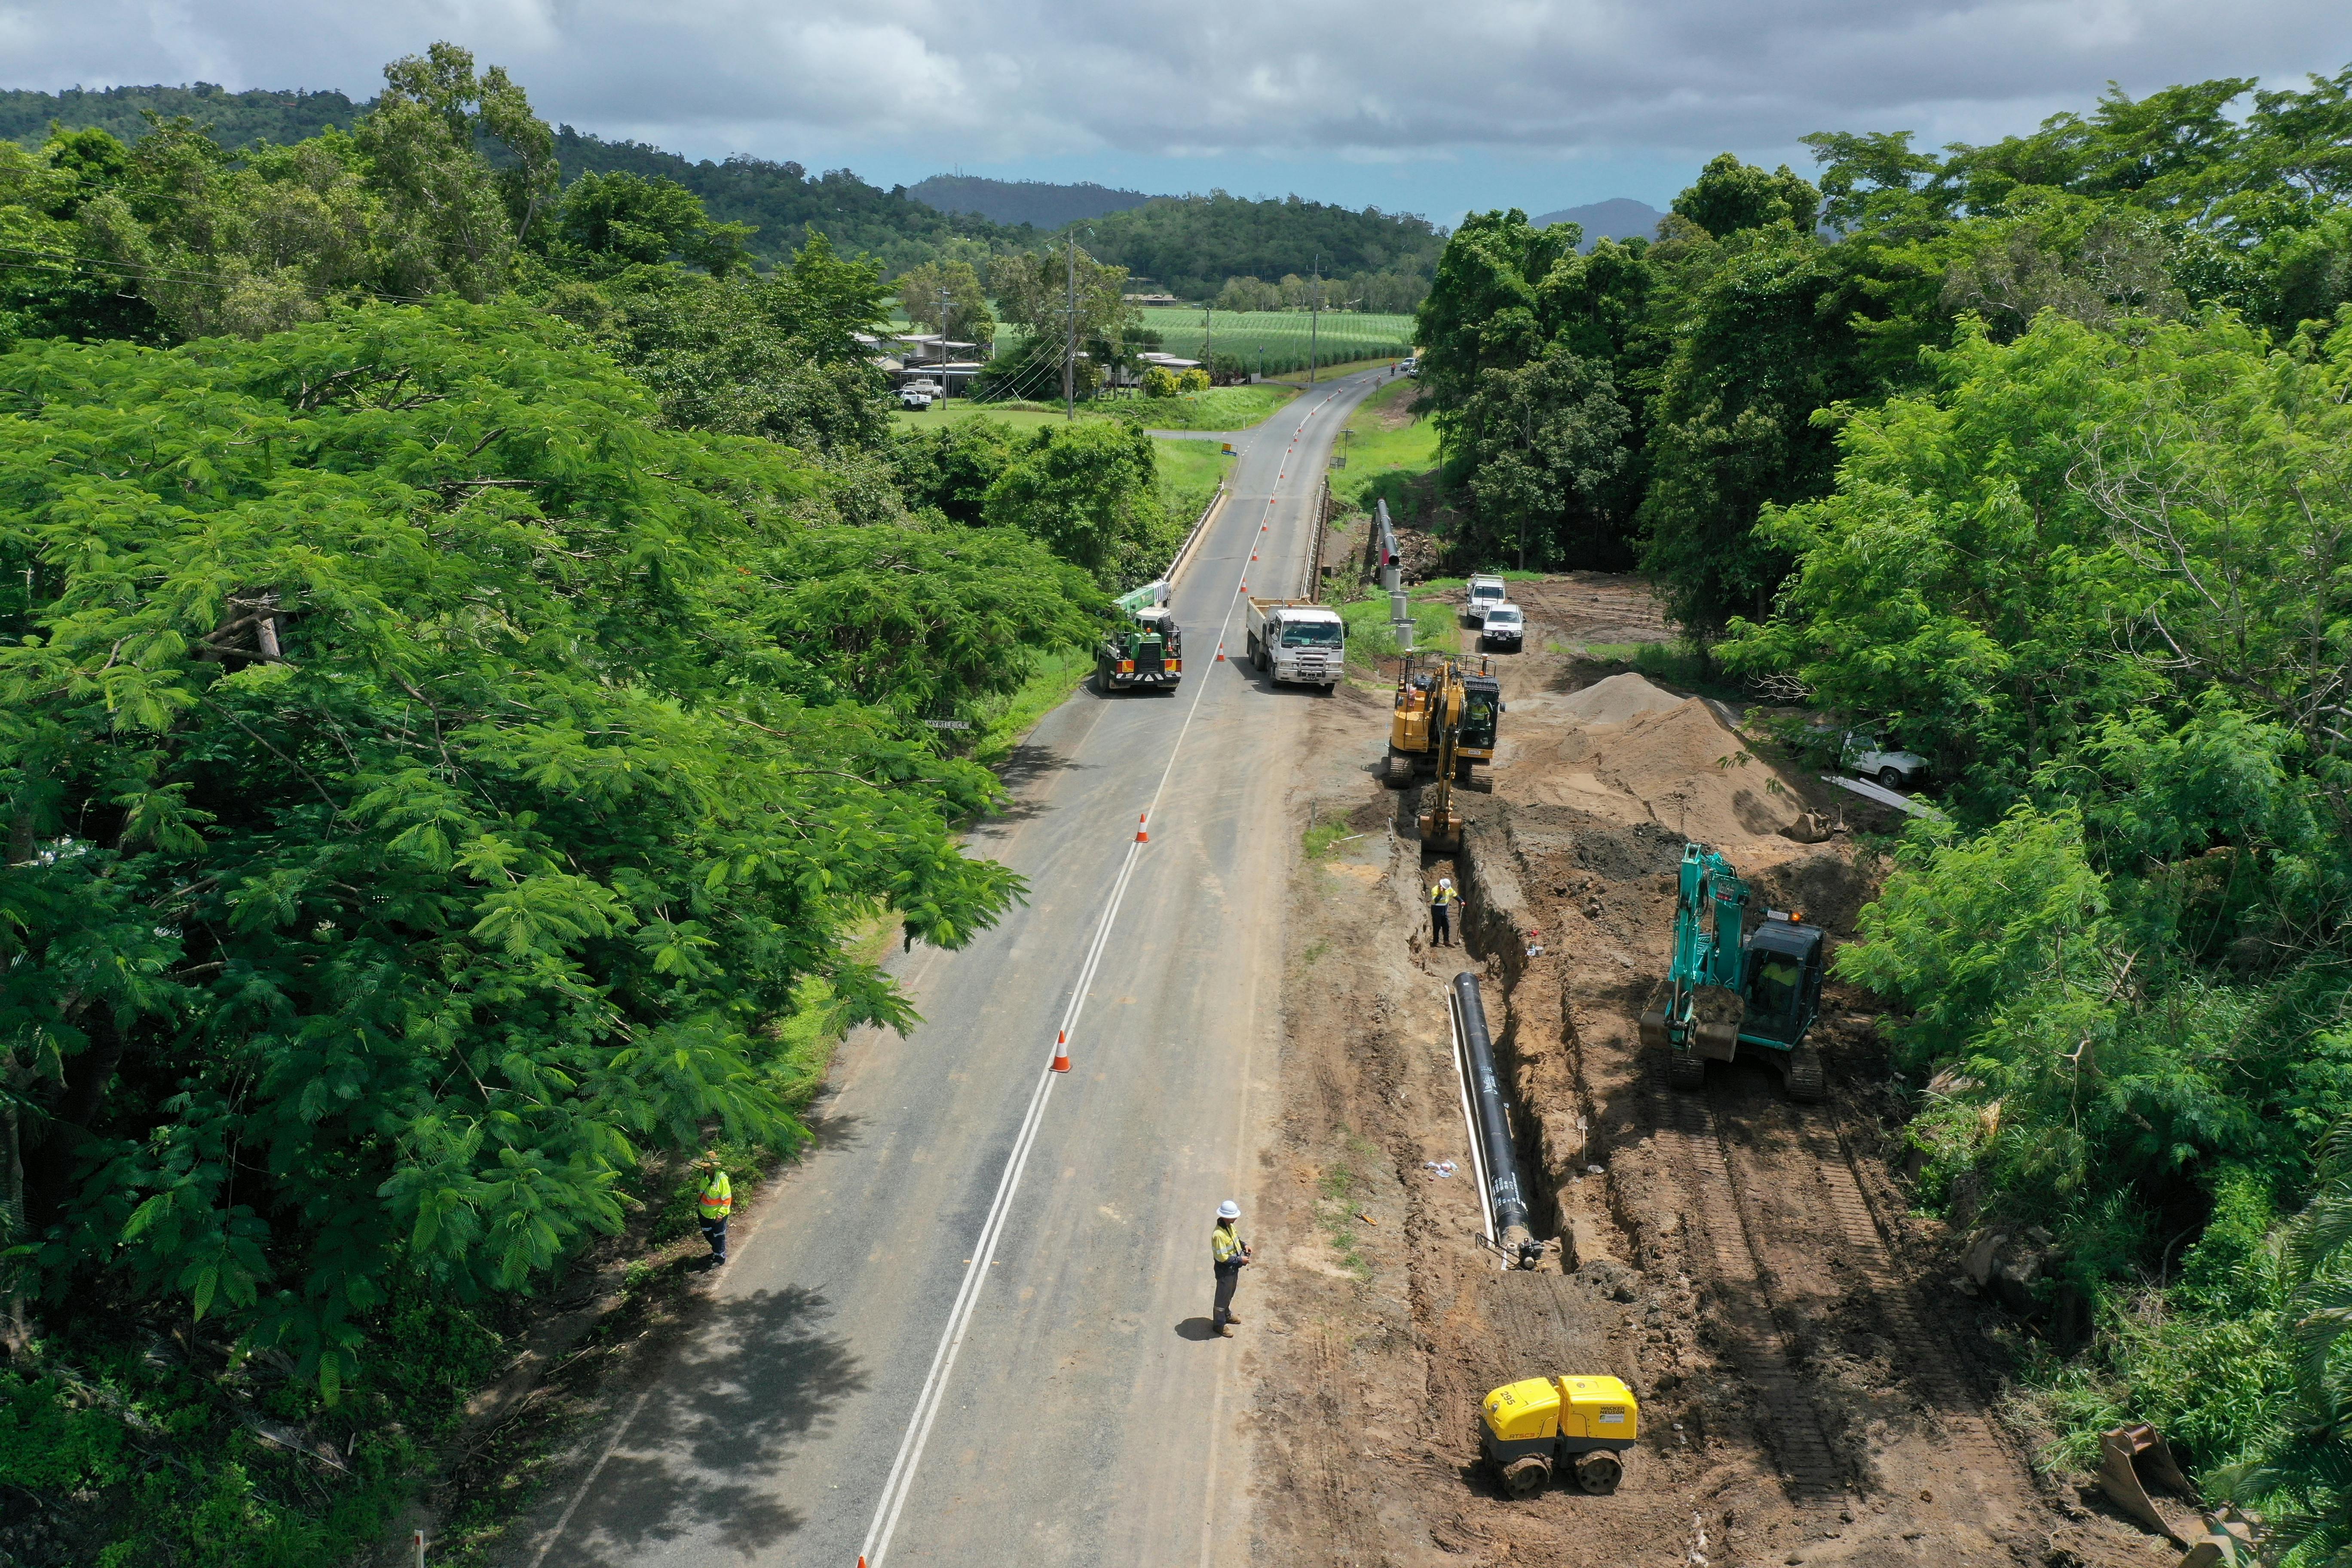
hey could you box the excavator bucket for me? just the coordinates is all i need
[1637,1008,1669,1050]
[1690,985,1745,1063]
[2097,1424,2193,1546]
[2177,1507,2259,1568]
[1418,802,1462,851]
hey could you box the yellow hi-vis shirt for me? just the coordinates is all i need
[698,1171,733,1220]
[1429,882,1458,907]
[1212,1225,1245,1266]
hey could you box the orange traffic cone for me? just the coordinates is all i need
[1135,813,1150,843]
[1051,1032,1070,1073]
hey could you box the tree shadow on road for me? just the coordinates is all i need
[538,1284,867,1566]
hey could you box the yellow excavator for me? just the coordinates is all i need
[1383,652,1502,852]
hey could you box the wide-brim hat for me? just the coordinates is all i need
[1217,1199,1240,1220]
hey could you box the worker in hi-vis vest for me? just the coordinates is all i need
[1429,876,1459,947]
[1211,1200,1253,1337]
[695,1152,732,1268]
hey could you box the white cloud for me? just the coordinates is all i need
[2,0,2346,182]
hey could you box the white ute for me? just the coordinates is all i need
[1465,574,1508,625]
[1842,730,1929,790]
[1480,602,1525,651]
[1245,597,1345,690]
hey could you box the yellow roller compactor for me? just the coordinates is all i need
[1479,1375,1639,1499]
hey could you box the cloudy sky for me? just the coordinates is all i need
[4,0,2349,219]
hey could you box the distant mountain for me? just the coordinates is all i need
[1532,198,1666,246]
[906,175,1157,230]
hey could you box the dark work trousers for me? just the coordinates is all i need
[1431,904,1452,946]
[1213,1260,1243,1327]
[699,1216,728,1263]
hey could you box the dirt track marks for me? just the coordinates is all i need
[1650,1060,1847,1498]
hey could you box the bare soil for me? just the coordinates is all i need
[1244,577,2177,1567]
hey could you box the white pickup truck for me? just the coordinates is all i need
[1465,574,1508,625]
[1245,597,1345,689]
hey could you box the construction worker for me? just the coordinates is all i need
[1430,876,1459,947]
[695,1152,732,1268]
[1211,1200,1253,1337]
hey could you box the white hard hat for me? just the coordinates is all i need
[1439,877,1453,888]
[1217,1199,1240,1220]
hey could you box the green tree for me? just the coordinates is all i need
[0,300,1076,1396]
[548,169,753,277]
[1671,152,1822,239]
[1457,346,1635,568]
[981,420,1171,586]
[894,257,995,350]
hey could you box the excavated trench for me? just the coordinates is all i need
[1251,588,2174,1568]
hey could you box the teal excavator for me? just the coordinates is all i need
[1638,843,1828,1101]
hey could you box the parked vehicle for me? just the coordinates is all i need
[1480,602,1524,652]
[1399,356,1420,377]
[1464,574,1508,625]
[1245,597,1345,690]
[1096,584,1182,692]
[1841,730,1929,790]
[899,379,939,410]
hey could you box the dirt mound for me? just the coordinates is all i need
[1555,671,1685,725]
[1497,688,1808,851]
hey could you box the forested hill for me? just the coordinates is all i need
[0,86,1026,273]
[0,82,364,148]
[908,173,1155,228]
[553,128,1026,272]
[1066,190,1449,308]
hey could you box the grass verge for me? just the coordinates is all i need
[971,646,1094,768]
[1339,592,1461,666]
[1133,384,1298,430]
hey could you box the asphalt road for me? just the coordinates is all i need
[519,367,1396,1568]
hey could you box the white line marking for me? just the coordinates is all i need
[858,384,1355,1567]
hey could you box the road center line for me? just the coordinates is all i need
[860,388,1350,1567]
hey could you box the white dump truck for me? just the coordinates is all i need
[1244,597,1345,690]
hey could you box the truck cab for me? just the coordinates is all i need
[1096,604,1182,693]
[1465,574,1507,626]
[1245,597,1344,689]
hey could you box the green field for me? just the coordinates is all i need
[894,385,1296,434]
[1135,307,1415,375]
[1155,436,1235,524]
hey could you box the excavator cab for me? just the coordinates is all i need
[1640,845,1828,1102]
[1739,915,1824,1048]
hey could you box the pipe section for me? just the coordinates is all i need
[1451,972,1542,1268]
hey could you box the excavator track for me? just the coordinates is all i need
[1649,1057,1847,1499]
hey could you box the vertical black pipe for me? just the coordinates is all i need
[1453,972,1541,1267]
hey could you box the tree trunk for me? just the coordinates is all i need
[1,1049,27,1356]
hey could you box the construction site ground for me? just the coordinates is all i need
[1245,572,2180,1567]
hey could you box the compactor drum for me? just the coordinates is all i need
[1479,1375,1639,1499]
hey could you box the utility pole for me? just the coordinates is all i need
[938,284,952,402]
[1203,301,1212,385]
[1064,234,1078,421]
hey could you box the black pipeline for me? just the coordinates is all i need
[1451,972,1543,1268]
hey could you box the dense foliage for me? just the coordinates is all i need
[1660,86,2352,1556]
[1415,67,2352,632]
[1068,190,1445,311]
[0,43,1161,1565]
[0,83,367,152]
[905,174,1153,230]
